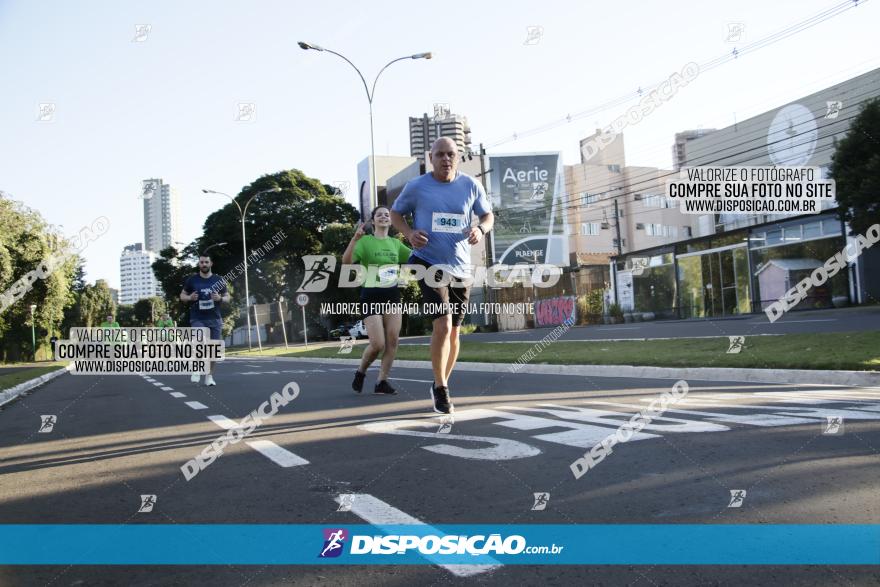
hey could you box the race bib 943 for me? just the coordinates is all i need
[432,212,468,234]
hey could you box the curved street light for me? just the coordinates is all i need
[298,42,432,217]
[202,187,281,350]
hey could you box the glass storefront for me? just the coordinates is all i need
[678,246,750,318]
[632,254,676,318]
[616,212,848,319]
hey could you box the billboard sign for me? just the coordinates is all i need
[488,153,569,267]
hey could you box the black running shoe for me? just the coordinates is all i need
[352,370,366,393]
[430,383,454,414]
[374,380,398,395]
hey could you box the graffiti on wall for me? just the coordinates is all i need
[535,296,576,327]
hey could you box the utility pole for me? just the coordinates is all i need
[613,198,622,256]
[612,198,623,307]
[477,143,496,330]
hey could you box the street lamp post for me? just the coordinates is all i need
[202,188,281,350]
[29,304,37,359]
[298,42,431,216]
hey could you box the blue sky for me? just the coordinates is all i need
[1,0,878,288]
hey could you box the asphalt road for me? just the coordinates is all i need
[1,358,878,586]
[399,305,880,344]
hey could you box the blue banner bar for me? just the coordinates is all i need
[1,525,877,565]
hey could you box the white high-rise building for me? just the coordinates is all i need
[409,104,472,164]
[119,243,161,305]
[141,178,180,254]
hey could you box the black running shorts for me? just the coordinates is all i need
[408,255,471,327]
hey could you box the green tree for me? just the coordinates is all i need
[321,223,357,257]
[60,260,88,337]
[78,279,115,327]
[0,194,78,361]
[831,98,880,236]
[152,245,198,326]
[197,169,358,332]
[134,297,167,326]
[116,304,136,327]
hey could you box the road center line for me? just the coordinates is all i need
[185,401,208,410]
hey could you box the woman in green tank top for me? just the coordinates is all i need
[341,206,411,395]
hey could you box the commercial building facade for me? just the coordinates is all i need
[610,67,880,318]
[356,155,419,221]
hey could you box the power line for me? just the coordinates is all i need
[491,98,872,222]
[485,0,867,149]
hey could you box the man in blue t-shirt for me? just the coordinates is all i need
[180,253,229,386]
[391,137,494,415]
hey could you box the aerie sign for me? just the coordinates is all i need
[502,166,549,184]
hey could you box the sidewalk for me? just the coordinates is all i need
[0,365,70,407]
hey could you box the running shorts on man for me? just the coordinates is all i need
[191,318,223,340]
[408,255,470,326]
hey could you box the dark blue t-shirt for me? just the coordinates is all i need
[183,274,227,321]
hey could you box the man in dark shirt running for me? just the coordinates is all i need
[180,253,229,386]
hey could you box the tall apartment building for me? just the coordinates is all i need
[141,178,180,254]
[409,104,472,163]
[119,243,161,305]
[565,129,702,266]
[671,128,716,171]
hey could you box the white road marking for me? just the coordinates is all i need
[361,394,880,462]
[185,401,208,410]
[761,319,837,324]
[359,419,541,460]
[754,390,880,401]
[170,392,187,398]
[161,386,174,391]
[389,377,434,383]
[336,493,501,577]
[245,440,309,466]
[592,401,818,427]
[238,369,327,375]
[207,415,239,429]
[151,382,164,387]
[207,416,310,466]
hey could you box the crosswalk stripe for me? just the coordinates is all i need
[245,440,309,467]
[207,415,239,429]
[336,493,501,577]
[206,416,310,467]
[185,401,208,410]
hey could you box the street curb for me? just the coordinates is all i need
[0,366,70,408]
[226,356,880,387]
